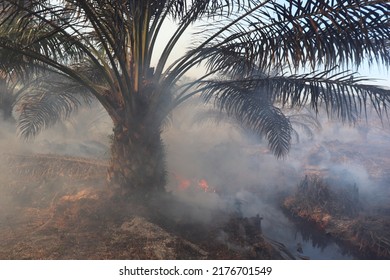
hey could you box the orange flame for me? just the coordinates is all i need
[173,173,215,193]
[173,174,191,190]
[198,179,209,192]
[179,178,191,190]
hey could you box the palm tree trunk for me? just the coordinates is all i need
[107,121,166,198]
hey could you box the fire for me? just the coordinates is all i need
[173,173,215,192]
[198,179,209,192]
[178,178,191,190]
[174,174,191,190]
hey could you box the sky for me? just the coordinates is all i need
[356,63,390,88]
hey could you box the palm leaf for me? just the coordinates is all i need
[16,72,93,139]
[201,82,292,157]
[200,68,390,156]
[193,105,321,145]
[267,70,390,122]
[200,0,390,73]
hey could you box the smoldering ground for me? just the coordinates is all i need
[1,98,390,259]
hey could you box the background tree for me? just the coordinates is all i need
[0,0,389,197]
[0,73,15,121]
[0,65,92,132]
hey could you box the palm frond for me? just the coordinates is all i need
[267,70,390,123]
[200,0,390,74]
[200,68,390,156]
[16,91,79,139]
[203,68,390,121]
[202,83,292,158]
[184,0,258,20]
[15,73,93,139]
[192,105,320,145]
[0,1,114,95]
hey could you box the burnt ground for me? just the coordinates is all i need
[0,153,288,260]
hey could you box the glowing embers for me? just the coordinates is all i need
[174,174,191,190]
[173,173,215,193]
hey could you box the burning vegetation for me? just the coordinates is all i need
[173,174,215,193]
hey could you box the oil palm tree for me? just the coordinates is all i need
[0,0,389,197]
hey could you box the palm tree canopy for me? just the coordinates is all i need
[0,0,389,157]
